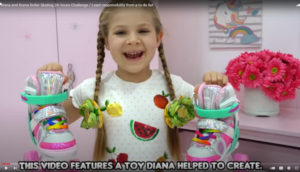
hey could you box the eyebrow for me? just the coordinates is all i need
[112,23,152,29]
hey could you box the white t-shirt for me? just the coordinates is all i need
[70,70,194,161]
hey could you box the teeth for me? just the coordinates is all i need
[128,52,139,56]
[124,51,143,59]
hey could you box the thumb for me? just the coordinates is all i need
[63,75,69,85]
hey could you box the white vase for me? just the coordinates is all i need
[242,87,279,117]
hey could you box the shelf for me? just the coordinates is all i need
[180,107,300,148]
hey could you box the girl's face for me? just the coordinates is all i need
[105,8,163,75]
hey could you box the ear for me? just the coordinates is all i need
[156,31,164,47]
[104,37,110,51]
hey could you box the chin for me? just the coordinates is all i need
[125,68,146,74]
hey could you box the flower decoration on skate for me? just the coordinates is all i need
[225,50,300,102]
[79,99,103,129]
[164,96,195,128]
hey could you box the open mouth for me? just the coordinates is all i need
[124,51,144,60]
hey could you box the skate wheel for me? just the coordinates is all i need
[24,150,39,161]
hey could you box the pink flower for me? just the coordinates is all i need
[225,49,300,102]
[278,52,294,65]
[282,67,295,86]
[244,53,258,66]
[257,49,273,62]
[261,80,282,101]
[242,66,262,88]
[277,87,296,102]
[227,74,241,91]
[264,58,286,81]
[227,62,246,79]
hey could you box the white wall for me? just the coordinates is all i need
[159,0,300,109]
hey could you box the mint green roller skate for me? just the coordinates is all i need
[21,71,77,161]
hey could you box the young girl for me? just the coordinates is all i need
[37,0,228,161]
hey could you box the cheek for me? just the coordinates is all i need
[108,37,123,50]
[146,37,160,49]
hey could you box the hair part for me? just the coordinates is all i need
[93,0,180,161]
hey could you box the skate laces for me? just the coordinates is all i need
[192,128,219,146]
[34,105,68,131]
[43,116,68,131]
[192,118,229,146]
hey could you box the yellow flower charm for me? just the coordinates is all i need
[164,96,195,128]
[106,103,123,117]
[164,103,174,128]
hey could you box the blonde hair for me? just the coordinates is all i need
[93,0,181,161]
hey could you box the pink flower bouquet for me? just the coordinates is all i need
[225,50,300,102]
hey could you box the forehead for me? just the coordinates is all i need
[108,8,154,29]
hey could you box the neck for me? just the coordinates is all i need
[116,67,152,83]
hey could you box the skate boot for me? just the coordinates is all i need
[186,83,240,162]
[21,71,77,161]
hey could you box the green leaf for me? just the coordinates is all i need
[106,147,112,153]
[112,147,116,153]
[80,120,89,129]
[164,94,169,97]
[100,106,106,111]
[162,90,165,96]
[105,100,109,106]
[86,99,94,111]
[164,152,168,159]
[87,112,98,128]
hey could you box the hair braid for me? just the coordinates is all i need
[158,43,175,100]
[93,28,107,161]
[158,43,181,161]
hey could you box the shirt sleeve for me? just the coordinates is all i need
[171,74,194,99]
[69,78,95,109]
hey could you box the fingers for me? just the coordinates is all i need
[203,73,211,84]
[202,71,229,87]
[211,72,217,84]
[194,84,200,94]
[222,75,228,86]
[217,72,223,86]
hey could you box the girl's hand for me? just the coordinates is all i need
[37,62,69,84]
[194,71,228,93]
[202,71,228,86]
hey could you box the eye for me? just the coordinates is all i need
[115,31,126,35]
[139,29,150,34]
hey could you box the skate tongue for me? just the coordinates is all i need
[216,84,239,109]
[24,76,39,95]
[199,83,238,110]
[202,85,221,109]
[38,71,65,95]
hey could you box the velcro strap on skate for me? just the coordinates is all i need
[21,91,68,105]
[197,119,229,132]
[34,106,66,122]
[197,119,234,140]
[195,102,239,118]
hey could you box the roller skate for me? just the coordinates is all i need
[186,83,240,162]
[21,71,78,161]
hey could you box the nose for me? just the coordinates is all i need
[126,33,141,45]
